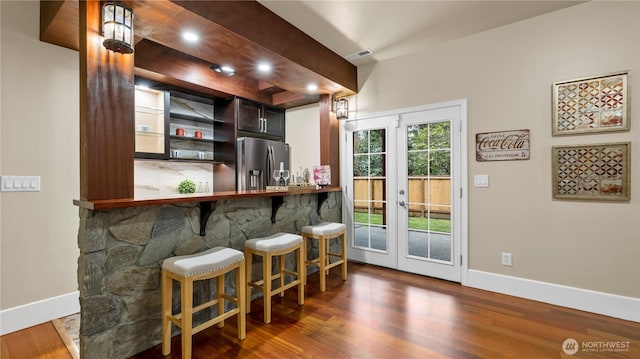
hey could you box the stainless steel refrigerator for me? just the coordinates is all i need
[237,137,290,191]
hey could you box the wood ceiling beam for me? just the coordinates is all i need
[134,40,273,104]
[40,0,79,51]
[171,1,357,93]
[39,0,358,108]
[272,91,317,108]
[258,81,277,91]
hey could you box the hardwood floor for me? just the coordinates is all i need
[3,263,639,358]
[1,321,72,359]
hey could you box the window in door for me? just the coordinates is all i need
[406,121,452,263]
[353,129,387,252]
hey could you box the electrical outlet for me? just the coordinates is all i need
[501,252,512,266]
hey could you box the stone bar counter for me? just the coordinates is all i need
[74,187,342,358]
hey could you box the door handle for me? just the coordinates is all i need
[399,200,406,207]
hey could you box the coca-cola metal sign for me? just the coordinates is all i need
[476,129,530,161]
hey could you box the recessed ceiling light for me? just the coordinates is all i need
[307,83,318,92]
[210,63,236,76]
[257,62,272,73]
[182,31,199,43]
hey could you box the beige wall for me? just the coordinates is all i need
[285,103,321,180]
[1,1,79,309]
[356,1,639,298]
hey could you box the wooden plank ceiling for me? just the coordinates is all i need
[40,0,357,108]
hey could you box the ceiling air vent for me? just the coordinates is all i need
[344,49,373,61]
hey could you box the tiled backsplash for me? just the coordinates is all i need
[134,160,214,198]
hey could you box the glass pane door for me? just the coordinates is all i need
[344,101,465,282]
[397,105,462,282]
[345,115,398,269]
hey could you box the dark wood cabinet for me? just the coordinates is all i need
[263,105,285,138]
[133,82,289,192]
[237,98,262,133]
[134,82,232,165]
[237,98,285,139]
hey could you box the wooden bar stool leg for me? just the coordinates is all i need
[319,235,327,292]
[245,249,252,314]
[181,278,194,359]
[302,238,308,285]
[341,232,348,281]
[297,244,305,305]
[325,237,331,276]
[279,254,285,298]
[237,264,246,339]
[263,253,272,324]
[217,275,224,328]
[161,270,172,356]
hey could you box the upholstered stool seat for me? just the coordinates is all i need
[162,247,246,359]
[301,222,347,292]
[244,232,304,324]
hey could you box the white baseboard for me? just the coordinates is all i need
[0,291,79,335]
[467,270,639,322]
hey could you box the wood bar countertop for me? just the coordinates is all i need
[73,186,341,211]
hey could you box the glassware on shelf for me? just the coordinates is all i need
[281,170,289,186]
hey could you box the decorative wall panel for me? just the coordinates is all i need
[552,71,629,135]
[552,142,630,201]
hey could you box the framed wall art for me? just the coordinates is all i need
[476,129,530,161]
[552,142,630,201]
[552,71,629,135]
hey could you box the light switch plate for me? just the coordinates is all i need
[474,175,489,188]
[1,176,40,192]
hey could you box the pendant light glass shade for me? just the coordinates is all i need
[102,3,134,54]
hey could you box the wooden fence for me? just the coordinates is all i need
[353,177,450,218]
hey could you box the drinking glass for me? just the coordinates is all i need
[273,170,282,186]
[281,170,290,186]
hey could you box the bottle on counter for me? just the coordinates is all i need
[303,168,310,185]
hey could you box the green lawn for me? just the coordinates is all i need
[354,212,451,233]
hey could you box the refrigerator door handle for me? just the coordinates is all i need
[266,145,274,186]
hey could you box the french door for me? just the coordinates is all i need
[344,100,466,282]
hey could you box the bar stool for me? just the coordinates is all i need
[301,222,347,292]
[162,247,246,359]
[244,232,304,324]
